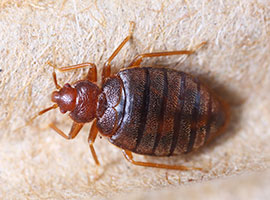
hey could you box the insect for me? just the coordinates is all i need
[33,22,229,171]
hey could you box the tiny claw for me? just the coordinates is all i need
[194,41,207,51]
[129,21,136,36]
[192,167,203,171]
[46,61,57,69]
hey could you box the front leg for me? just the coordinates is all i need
[49,121,84,139]
[48,62,98,82]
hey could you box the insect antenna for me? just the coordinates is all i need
[52,71,61,89]
[28,65,61,124]
[29,104,58,123]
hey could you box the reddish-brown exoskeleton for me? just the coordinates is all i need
[34,22,229,171]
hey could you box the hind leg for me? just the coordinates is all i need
[122,150,202,171]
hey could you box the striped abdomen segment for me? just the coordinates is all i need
[109,67,228,156]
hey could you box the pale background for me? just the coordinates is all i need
[0,0,270,199]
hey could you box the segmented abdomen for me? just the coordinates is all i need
[108,67,228,156]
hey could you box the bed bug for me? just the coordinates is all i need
[33,22,229,171]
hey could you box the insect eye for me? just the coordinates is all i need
[64,83,72,88]
[51,91,60,102]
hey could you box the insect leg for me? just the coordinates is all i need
[128,42,207,67]
[122,150,202,171]
[49,121,84,139]
[88,119,100,165]
[102,21,135,84]
[48,62,98,82]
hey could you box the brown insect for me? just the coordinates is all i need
[33,22,229,171]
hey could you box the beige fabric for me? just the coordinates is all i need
[0,0,270,199]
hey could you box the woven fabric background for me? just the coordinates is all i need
[0,0,270,199]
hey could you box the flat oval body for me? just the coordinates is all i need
[97,67,229,156]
